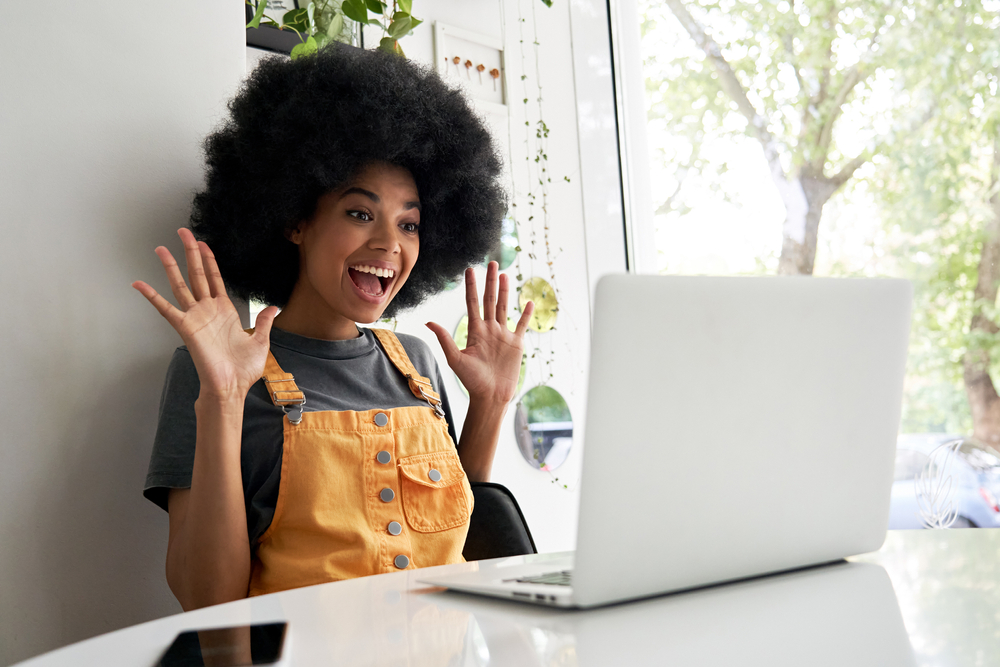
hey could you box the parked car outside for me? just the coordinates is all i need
[889,434,1000,529]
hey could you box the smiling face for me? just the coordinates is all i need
[273,162,421,340]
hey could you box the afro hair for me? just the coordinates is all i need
[190,44,506,317]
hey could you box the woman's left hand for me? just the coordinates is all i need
[427,262,534,406]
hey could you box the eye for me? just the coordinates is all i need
[348,209,373,222]
[400,222,419,234]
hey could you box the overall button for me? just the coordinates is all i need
[394,554,410,569]
[374,412,389,427]
[387,521,402,536]
[376,451,391,465]
[380,488,395,503]
[428,469,442,483]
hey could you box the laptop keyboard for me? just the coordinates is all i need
[511,569,573,586]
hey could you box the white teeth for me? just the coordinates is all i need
[352,265,395,278]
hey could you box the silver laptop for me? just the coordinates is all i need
[421,275,912,608]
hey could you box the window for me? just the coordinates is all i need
[632,0,999,443]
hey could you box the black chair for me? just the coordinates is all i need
[462,482,537,561]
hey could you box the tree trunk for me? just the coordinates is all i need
[963,134,1000,445]
[777,171,838,276]
[662,0,866,277]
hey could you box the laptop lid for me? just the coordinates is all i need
[572,275,912,607]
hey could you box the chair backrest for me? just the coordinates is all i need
[462,482,537,561]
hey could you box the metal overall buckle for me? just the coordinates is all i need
[277,395,307,425]
[265,377,307,425]
[419,386,447,420]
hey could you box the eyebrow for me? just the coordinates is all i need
[340,186,421,212]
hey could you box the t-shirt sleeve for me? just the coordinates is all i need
[397,334,460,447]
[435,362,460,447]
[143,347,200,511]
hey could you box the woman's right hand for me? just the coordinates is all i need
[132,228,278,403]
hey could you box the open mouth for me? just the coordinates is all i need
[348,264,395,298]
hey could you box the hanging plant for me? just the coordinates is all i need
[246,0,422,59]
[340,0,422,57]
[248,0,554,60]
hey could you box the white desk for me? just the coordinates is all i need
[16,530,1000,666]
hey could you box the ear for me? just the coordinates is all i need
[286,223,304,245]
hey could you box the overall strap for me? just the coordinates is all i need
[246,328,306,423]
[370,328,446,419]
[261,353,305,406]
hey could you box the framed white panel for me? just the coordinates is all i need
[433,22,507,116]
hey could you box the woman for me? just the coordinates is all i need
[134,45,532,611]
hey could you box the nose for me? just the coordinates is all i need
[368,218,401,254]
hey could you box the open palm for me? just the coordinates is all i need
[132,228,278,402]
[427,262,534,406]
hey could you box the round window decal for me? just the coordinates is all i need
[514,385,573,471]
[484,213,519,270]
[518,277,558,333]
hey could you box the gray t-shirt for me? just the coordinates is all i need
[143,327,458,547]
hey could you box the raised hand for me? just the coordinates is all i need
[132,228,278,403]
[427,262,534,406]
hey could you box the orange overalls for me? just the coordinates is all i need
[248,328,473,596]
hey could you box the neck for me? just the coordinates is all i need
[272,296,362,341]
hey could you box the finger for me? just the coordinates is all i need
[464,268,481,322]
[514,300,535,337]
[426,321,463,368]
[496,270,509,326]
[155,246,196,309]
[482,261,498,323]
[252,305,279,341]
[198,241,227,299]
[132,280,183,327]
[178,228,210,301]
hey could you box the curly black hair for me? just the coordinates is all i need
[190,44,506,317]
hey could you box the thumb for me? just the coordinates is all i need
[426,321,462,368]
[252,306,279,343]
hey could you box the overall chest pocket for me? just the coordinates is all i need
[398,451,471,532]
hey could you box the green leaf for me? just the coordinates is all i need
[387,15,411,39]
[342,0,368,24]
[246,0,267,28]
[325,12,344,38]
[306,2,316,31]
[282,8,308,31]
[365,0,385,14]
[290,35,318,59]
[314,32,331,49]
[539,0,553,6]
[388,11,421,37]
[397,0,412,13]
[379,35,406,57]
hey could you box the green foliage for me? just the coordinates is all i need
[643,0,1000,434]
[641,0,913,216]
[248,0,553,60]
[247,0,354,53]
[247,0,267,28]
[246,0,421,58]
[519,386,571,424]
[868,0,999,434]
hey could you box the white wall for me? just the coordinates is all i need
[0,3,246,663]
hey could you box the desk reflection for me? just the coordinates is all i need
[428,561,915,667]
